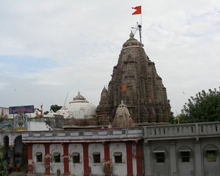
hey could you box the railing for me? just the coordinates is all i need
[144,121,220,139]
[28,118,45,122]
[22,121,220,141]
[22,128,143,141]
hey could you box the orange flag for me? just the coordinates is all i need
[121,85,127,92]
[132,6,141,15]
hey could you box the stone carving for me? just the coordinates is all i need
[112,101,134,128]
[96,32,171,125]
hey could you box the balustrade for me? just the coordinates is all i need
[144,121,220,139]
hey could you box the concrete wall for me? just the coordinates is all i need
[27,121,49,131]
[32,144,45,174]
[89,143,105,175]
[68,144,84,175]
[110,143,127,176]
[144,138,220,176]
[49,144,64,174]
[143,122,220,176]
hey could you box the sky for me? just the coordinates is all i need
[0,0,220,116]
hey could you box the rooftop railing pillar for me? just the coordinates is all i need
[169,141,178,176]
[195,123,199,135]
[194,140,203,176]
[143,142,152,176]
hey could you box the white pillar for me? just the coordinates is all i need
[143,141,152,176]
[194,140,203,176]
[169,141,178,176]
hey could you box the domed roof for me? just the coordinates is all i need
[122,31,144,49]
[56,92,96,119]
[112,100,133,128]
[114,100,131,118]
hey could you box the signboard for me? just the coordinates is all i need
[9,105,34,114]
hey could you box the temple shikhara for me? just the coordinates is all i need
[97,32,170,126]
[1,32,220,176]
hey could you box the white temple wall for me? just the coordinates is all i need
[32,144,45,174]
[110,143,127,176]
[68,144,84,176]
[89,143,105,175]
[49,144,64,174]
[27,121,49,131]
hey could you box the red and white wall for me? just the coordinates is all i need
[26,141,142,176]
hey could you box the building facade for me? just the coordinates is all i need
[143,122,220,176]
[22,127,143,176]
[20,121,220,176]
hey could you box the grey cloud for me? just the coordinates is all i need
[0,0,220,115]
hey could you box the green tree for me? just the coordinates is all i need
[179,88,220,123]
[169,112,178,124]
[44,111,49,115]
[50,104,62,113]
[0,144,6,176]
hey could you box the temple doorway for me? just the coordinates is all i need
[3,136,10,163]
[14,135,27,169]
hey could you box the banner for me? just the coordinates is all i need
[9,105,34,114]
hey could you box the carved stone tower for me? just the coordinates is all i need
[96,32,171,126]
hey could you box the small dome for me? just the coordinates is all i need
[56,92,96,119]
[69,92,89,103]
[122,31,144,49]
[112,100,133,128]
[101,87,108,98]
[115,100,131,117]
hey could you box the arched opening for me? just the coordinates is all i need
[203,144,219,176]
[14,135,27,169]
[177,145,194,176]
[152,146,170,176]
[3,136,10,163]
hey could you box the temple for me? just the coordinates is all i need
[97,32,171,126]
[1,32,219,176]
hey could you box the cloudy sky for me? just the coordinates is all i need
[0,0,220,115]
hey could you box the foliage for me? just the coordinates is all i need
[206,152,216,162]
[50,105,62,113]
[44,111,49,115]
[0,144,6,176]
[179,88,220,123]
[169,112,178,124]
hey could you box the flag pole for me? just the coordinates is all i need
[132,5,142,43]
[138,23,142,43]
[138,6,142,43]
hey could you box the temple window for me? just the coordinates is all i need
[155,152,165,163]
[206,150,217,162]
[93,152,100,163]
[204,145,218,162]
[114,152,122,163]
[35,152,42,163]
[180,151,190,162]
[53,152,60,163]
[72,153,80,163]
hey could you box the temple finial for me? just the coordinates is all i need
[130,31,134,38]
